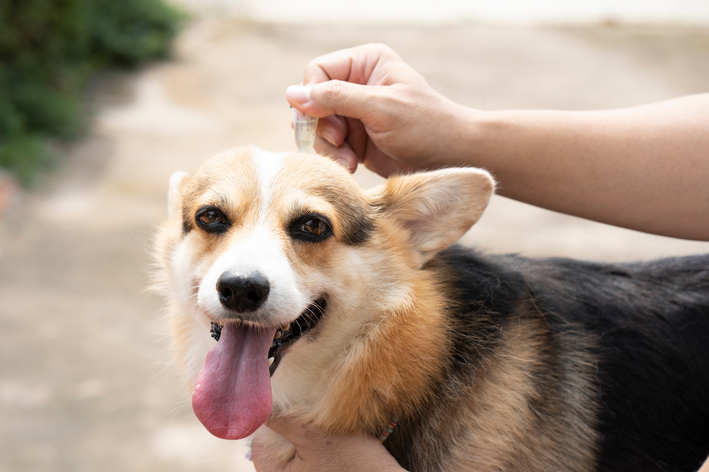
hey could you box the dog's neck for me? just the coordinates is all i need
[297,266,450,435]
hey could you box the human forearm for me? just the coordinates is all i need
[290,45,709,240]
[456,94,709,240]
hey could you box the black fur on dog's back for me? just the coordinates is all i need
[385,246,709,472]
[525,254,709,472]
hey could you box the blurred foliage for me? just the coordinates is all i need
[0,0,184,185]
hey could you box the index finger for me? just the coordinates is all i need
[303,43,398,86]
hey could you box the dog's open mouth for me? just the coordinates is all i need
[209,297,327,377]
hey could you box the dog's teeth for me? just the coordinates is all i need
[274,331,282,339]
[268,357,274,367]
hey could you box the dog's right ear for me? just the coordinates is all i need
[369,168,495,268]
[167,171,190,219]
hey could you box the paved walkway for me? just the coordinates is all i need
[1,21,708,472]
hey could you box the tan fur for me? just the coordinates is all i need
[370,168,495,268]
[306,261,449,434]
[444,316,598,472]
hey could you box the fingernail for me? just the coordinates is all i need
[286,85,311,106]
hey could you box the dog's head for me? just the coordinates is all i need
[154,146,494,439]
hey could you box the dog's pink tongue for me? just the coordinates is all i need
[192,323,276,440]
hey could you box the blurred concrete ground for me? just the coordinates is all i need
[1,20,708,472]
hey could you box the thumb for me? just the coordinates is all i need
[286,81,380,120]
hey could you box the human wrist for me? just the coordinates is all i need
[436,103,492,170]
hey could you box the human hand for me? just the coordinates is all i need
[251,416,405,472]
[286,43,471,177]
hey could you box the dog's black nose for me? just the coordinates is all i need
[216,271,270,312]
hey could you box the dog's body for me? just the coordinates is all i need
[154,147,709,472]
[386,247,709,472]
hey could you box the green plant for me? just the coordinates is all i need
[0,0,184,185]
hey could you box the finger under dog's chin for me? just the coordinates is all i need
[251,425,296,470]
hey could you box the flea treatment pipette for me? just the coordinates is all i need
[292,107,318,152]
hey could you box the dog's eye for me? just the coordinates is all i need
[199,210,224,225]
[196,207,230,233]
[289,214,332,242]
[302,218,329,236]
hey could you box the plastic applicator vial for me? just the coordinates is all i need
[292,107,318,152]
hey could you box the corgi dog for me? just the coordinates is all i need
[153,146,709,472]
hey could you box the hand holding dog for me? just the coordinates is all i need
[251,416,405,472]
[288,44,709,240]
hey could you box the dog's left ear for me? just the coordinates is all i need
[167,171,190,219]
[370,168,495,268]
